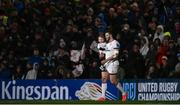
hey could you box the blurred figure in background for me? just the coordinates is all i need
[153,25,165,42]
[26,48,43,70]
[0,60,12,79]
[169,53,180,78]
[159,56,170,78]
[125,44,145,78]
[12,65,25,80]
[25,63,39,80]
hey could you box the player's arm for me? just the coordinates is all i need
[101,49,119,64]
[99,53,105,60]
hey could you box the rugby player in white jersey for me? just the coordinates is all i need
[98,32,127,101]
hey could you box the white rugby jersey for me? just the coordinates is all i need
[97,42,106,54]
[105,40,120,59]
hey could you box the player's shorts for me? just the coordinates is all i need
[104,60,119,74]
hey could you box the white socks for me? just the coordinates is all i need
[101,83,107,98]
[116,82,125,94]
[101,82,125,98]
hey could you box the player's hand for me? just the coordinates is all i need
[99,53,105,59]
[101,60,106,65]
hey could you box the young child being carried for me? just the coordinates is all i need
[97,35,107,71]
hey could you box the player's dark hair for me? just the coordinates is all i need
[98,34,105,39]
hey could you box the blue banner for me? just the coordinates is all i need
[0,80,119,100]
[0,79,180,101]
[122,79,180,101]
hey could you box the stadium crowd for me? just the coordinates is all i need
[0,0,179,80]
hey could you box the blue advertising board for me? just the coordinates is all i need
[0,80,119,100]
[122,79,180,101]
[0,79,180,101]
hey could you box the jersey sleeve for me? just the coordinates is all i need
[113,41,120,49]
[97,44,100,49]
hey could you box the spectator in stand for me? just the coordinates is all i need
[12,65,25,80]
[88,59,101,79]
[120,24,135,50]
[154,38,161,47]
[153,25,165,42]
[125,44,145,78]
[26,48,43,70]
[167,40,177,71]
[139,33,149,58]
[25,63,39,80]
[156,38,169,68]
[147,17,157,41]
[0,60,12,79]
[146,64,159,79]
[175,37,180,54]
[95,13,107,34]
[169,53,180,78]
[55,65,72,79]
[146,43,157,66]
[37,59,49,79]
[54,38,69,66]
[158,56,171,78]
